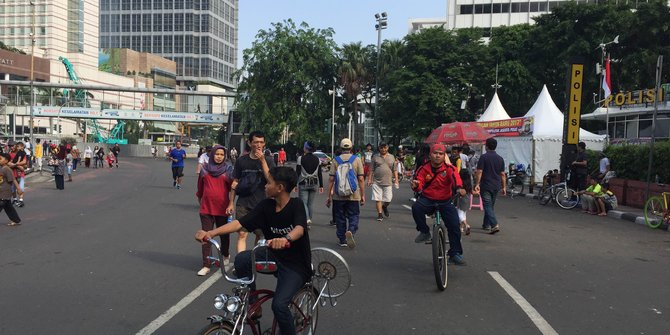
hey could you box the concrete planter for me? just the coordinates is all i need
[608,177,670,208]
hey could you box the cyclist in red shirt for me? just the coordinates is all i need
[411,143,467,265]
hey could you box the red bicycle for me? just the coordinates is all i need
[197,239,351,335]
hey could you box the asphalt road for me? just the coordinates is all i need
[1,157,669,334]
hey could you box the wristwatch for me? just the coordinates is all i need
[284,234,293,243]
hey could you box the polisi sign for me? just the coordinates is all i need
[566,64,583,145]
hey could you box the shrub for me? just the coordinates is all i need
[588,140,670,183]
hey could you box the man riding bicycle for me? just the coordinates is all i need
[196,166,311,335]
[411,144,467,265]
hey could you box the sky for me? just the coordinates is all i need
[237,0,447,64]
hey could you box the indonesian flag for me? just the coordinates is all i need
[602,56,611,99]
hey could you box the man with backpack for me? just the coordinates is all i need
[227,131,276,252]
[327,138,365,249]
[367,142,398,222]
[295,141,323,227]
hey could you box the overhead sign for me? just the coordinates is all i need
[477,117,533,137]
[31,106,226,124]
[566,64,583,144]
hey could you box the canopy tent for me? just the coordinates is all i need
[477,91,511,121]
[492,85,606,184]
[424,122,492,145]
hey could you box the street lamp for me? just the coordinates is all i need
[596,35,619,139]
[328,85,337,158]
[374,12,387,146]
[29,0,36,145]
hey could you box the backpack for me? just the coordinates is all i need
[334,155,358,197]
[298,156,319,188]
[236,169,262,197]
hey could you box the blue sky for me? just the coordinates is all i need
[237,0,446,63]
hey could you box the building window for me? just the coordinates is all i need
[142,14,151,32]
[101,14,110,33]
[164,35,173,53]
[122,14,130,32]
[143,0,151,10]
[132,0,141,10]
[132,35,141,51]
[153,14,162,32]
[153,35,162,53]
[164,13,173,31]
[122,0,131,10]
[121,35,130,48]
[185,13,193,31]
[132,14,141,32]
[153,0,162,10]
[175,13,183,31]
[175,35,183,53]
[142,35,151,52]
[111,14,120,33]
[460,5,473,15]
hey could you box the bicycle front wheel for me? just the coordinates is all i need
[556,188,580,209]
[644,196,666,229]
[292,286,319,335]
[197,322,236,335]
[432,224,448,291]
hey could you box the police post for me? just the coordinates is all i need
[561,60,584,180]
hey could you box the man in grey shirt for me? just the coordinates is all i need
[367,143,399,222]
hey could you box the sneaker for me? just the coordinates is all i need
[329,220,336,226]
[482,226,491,232]
[6,221,21,226]
[383,205,390,218]
[338,241,348,248]
[490,225,500,234]
[176,184,181,190]
[197,267,210,276]
[448,254,466,265]
[414,232,431,243]
[377,213,383,222]
[173,181,176,187]
[345,231,356,249]
[17,200,24,208]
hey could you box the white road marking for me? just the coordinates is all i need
[135,271,222,335]
[488,271,559,335]
[402,204,412,210]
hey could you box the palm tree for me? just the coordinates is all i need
[338,43,370,144]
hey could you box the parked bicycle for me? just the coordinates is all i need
[644,191,670,229]
[197,239,351,335]
[537,170,580,210]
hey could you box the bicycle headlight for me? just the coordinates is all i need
[214,294,228,310]
[225,296,241,313]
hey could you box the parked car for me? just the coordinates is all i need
[313,151,332,171]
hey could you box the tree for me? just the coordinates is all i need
[235,20,339,144]
[337,42,374,144]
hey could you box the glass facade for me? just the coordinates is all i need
[67,0,85,53]
[99,0,238,89]
[608,114,670,140]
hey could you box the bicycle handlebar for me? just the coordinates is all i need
[205,238,272,286]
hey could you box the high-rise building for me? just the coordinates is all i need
[99,0,238,90]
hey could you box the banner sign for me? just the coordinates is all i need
[31,106,226,124]
[566,64,584,144]
[477,117,534,137]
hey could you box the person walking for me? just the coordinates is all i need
[34,139,43,172]
[571,142,588,191]
[227,131,276,252]
[229,146,238,164]
[295,141,323,227]
[84,146,92,168]
[410,143,467,264]
[195,145,235,276]
[363,143,373,179]
[169,140,187,189]
[0,153,23,226]
[52,145,66,190]
[106,149,115,168]
[66,149,74,181]
[473,138,506,234]
[111,143,120,168]
[96,146,106,168]
[196,145,211,176]
[71,145,80,171]
[367,142,398,222]
[327,138,365,248]
[278,147,287,166]
[8,141,27,207]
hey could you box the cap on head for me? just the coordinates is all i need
[430,143,446,153]
[303,141,315,153]
[340,138,352,149]
[378,142,388,148]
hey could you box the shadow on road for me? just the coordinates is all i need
[130,250,198,271]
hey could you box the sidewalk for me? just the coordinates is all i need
[522,191,668,231]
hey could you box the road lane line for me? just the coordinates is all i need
[402,204,412,210]
[488,271,559,335]
[135,271,222,335]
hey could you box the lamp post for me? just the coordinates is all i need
[29,0,36,145]
[328,84,337,158]
[596,35,619,139]
[374,12,387,147]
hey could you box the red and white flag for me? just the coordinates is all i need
[602,56,611,99]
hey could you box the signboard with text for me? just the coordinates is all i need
[566,64,584,144]
[31,106,226,124]
[477,117,534,137]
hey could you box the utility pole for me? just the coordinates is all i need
[29,0,36,144]
[374,12,387,147]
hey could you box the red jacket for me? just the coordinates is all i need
[413,162,462,201]
[196,172,232,216]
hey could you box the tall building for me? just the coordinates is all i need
[99,0,238,90]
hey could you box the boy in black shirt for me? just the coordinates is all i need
[196,166,310,335]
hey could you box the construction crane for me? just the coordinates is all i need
[59,56,93,106]
[90,119,128,145]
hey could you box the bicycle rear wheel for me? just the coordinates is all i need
[432,224,448,291]
[644,196,666,229]
[556,188,580,209]
[291,286,319,335]
[197,322,235,335]
[538,188,551,205]
[310,247,351,298]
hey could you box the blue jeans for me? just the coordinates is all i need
[333,200,360,243]
[411,197,463,256]
[298,186,317,221]
[481,189,499,228]
[234,249,306,335]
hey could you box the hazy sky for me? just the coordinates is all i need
[237,0,447,64]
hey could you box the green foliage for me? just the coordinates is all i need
[591,141,670,183]
[0,41,26,54]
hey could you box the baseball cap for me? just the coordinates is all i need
[430,144,446,153]
[340,138,352,149]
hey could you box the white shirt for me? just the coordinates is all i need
[459,153,469,170]
[198,152,209,165]
[599,157,610,174]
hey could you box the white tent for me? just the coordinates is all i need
[477,91,511,121]
[493,85,606,184]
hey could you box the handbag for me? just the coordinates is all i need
[47,158,59,166]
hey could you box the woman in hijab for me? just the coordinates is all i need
[84,146,93,168]
[195,145,235,276]
[52,144,66,190]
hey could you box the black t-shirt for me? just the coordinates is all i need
[238,198,312,280]
[233,154,276,209]
[296,153,323,187]
[574,152,587,175]
[477,150,505,192]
